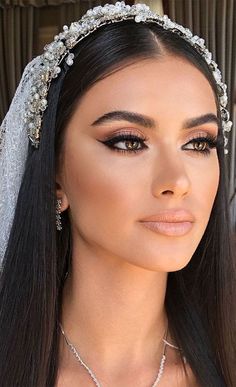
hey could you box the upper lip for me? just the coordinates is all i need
[140,209,195,223]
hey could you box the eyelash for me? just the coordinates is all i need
[101,132,222,156]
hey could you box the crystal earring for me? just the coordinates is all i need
[56,198,62,231]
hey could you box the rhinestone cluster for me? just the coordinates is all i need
[24,1,232,153]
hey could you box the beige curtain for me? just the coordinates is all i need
[0,0,118,123]
[135,0,164,14]
[163,0,236,228]
[1,0,79,6]
[0,5,37,121]
[58,1,117,29]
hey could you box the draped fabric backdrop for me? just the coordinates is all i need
[163,0,236,229]
[0,4,36,121]
[0,0,119,122]
[0,0,235,228]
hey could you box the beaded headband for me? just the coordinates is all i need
[24,1,232,154]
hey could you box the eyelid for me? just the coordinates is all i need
[103,128,218,140]
[102,129,149,141]
[184,127,218,137]
[186,132,220,144]
[184,128,219,137]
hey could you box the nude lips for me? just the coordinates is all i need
[141,220,193,236]
[140,209,194,237]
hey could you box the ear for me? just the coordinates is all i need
[55,177,70,212]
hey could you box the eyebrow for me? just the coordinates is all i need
[91,110,220,130]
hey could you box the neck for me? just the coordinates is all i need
[60,239,169,371]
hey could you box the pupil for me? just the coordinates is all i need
[195,142,206,151]
[126,140,138,150]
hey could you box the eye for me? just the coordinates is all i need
[100,133,148,154]
[183,134,221,155]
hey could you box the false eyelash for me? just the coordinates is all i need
[183,133,223,155]
[100,133,148,154]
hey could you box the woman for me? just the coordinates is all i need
[0,2,235,386]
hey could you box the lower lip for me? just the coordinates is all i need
[141,221,193,236]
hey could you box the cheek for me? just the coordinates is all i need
[191,155,220,221]
[62,147,139,237]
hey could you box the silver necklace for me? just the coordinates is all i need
[59,323,170,387]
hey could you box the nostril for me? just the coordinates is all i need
[162,190,174,195]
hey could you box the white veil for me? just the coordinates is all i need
[0,56,41,268]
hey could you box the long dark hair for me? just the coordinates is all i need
[0,20,235,387]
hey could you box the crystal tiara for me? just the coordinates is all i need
[23,1,232,154]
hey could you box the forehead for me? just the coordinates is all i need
[73,56,217,125]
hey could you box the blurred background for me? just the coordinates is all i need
[0,0,235,228]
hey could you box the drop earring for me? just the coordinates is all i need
[56,198,62,231]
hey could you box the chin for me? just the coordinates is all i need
[126,253,193,273]
[131,241,197,272]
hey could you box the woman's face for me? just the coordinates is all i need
[56,56,220,272]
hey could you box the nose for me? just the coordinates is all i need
[152,151,191,199]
